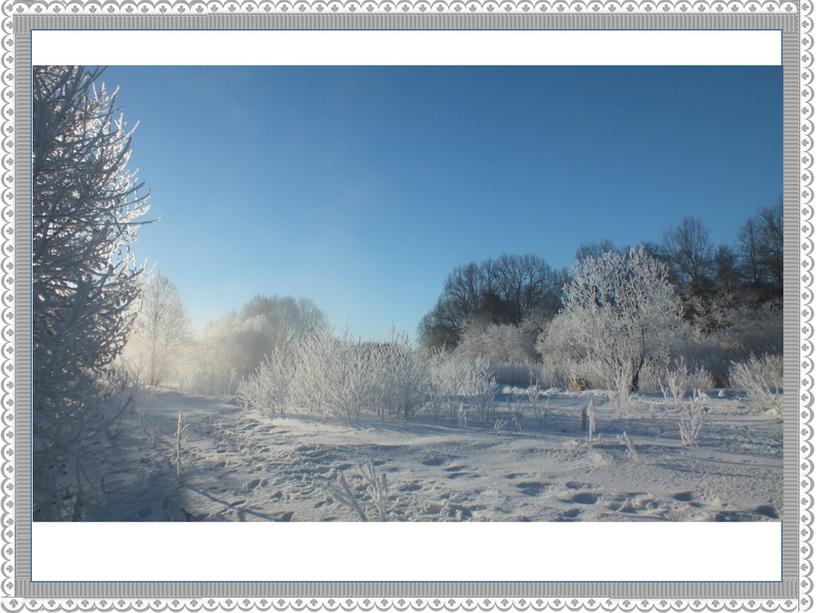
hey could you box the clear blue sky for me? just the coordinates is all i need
[103,66,782,339]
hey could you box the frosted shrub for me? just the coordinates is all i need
[427,349,458,405]
[456,321,536,365]
[427,351,496,421]
[237,343,296,416]
[637,359,664,392]
[660,358,693,413]
[688,364,714,391]
[729,354,783,416]
[283,330,429,423]
[527,376,541,404]
[679,389,707,446]
[371,331,430,419]
[459,355,497,422]
[291,331,374,422]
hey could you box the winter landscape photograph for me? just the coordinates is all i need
[33,65,784,523]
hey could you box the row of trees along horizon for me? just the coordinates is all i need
[121,200,782,400]
[32,65,782,469]
[418,207,782,353]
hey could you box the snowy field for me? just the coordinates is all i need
[64,387,783,523]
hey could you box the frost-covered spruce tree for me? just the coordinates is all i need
[545,247,684,391]
[33,67,149,443]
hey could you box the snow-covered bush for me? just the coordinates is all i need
[687,365,714,391]
[428,351,495,398]
[370,331,430,419]
[288,330,373,422]
[679,389,707,446]
[236,342,297,416]
[660,363,688,414]
[659,357,714,408]
[729,354,783,415]
[425,350,496,422]
[538,313,605,389]
[248,329,429,422]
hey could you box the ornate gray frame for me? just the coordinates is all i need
[0,5,810,612]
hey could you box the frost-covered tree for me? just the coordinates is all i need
[33,66,149,426]
[542,247,684,391]
[33,66,149,520]
[122,271,190,386]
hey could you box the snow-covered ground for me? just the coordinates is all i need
[67,387,782,522]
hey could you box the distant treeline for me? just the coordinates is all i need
[419,200,783,354]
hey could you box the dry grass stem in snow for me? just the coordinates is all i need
[325,469,368,521]
[175,411,186,480]
[359,459,390,521]
[587,399,598,443]
[619,431,641,463]
[679,389,707,446]
[326,459,391,521]
[613,364,633,417]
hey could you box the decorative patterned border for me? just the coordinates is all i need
[0,3,812,612]
[5,0,801,14]
[799,0,815,609]
[0,596,807,611]
[1,0,14,607]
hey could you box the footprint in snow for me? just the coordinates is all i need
[516,481,548,496]
[399,481,423,492]
[563,492,599,505]
[421,456,449,466]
